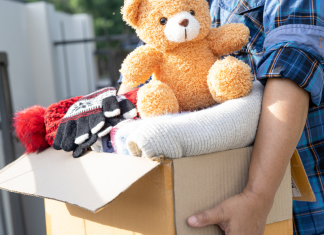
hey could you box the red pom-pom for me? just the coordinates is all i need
[13,106,50,153]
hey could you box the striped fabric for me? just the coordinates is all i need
[209,0,324,234]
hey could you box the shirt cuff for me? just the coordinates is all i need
[117,74,123,84]
[117,75,152,87]
[257,45,324,106]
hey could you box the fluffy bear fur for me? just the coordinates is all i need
[121,0,253,118]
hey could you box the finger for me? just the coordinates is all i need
[108,115,125,126]
[117,95,137,119]
[61,121,78,152]
[97,121,113,138]
[187,206,225,228]
[75,117,90,145]
[52,123,66,150]
[89,112,105,134]
[73,134,98,158]
[102,96,120,118]
[72,145,85,158]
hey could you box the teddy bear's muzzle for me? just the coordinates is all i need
[179,19,189,27]
[164,11,201,43]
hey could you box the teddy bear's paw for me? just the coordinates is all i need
[137,80,179,118]
[207,56,253,103]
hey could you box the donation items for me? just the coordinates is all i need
[120,0,253,118]
[12,0,255,158]
[13,88,138,158]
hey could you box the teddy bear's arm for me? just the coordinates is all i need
[207,23,250,56]
[120,45,163,88]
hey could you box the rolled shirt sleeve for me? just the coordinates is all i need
[257,40,324,106]
[257,0,324,106]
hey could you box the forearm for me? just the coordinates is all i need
[246,78,309,203]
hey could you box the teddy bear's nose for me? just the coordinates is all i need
[179,19,189,27]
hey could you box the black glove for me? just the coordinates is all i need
[71,94,137,158]
[53,87,120,152]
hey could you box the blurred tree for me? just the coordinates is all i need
[26,0,127,37]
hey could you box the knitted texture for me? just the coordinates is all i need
[44,96,82,147]
[13,88,138,155]
[115,81,264,159]
[123,88,139,109]
[65,88,137,158]
[90,88,140,154]
[111,119,140,154]
[53,87,119,154]
[71,93,137,158]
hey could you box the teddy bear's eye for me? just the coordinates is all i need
[160,17,167,25]
[190,10,195,16]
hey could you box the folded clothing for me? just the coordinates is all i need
[111,119,140,155]
[91,135,115,153]
[114,81,264,159]
[89,88,140,154]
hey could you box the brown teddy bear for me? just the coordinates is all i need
[120,0,253,118]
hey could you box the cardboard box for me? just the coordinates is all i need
[0,146,314,235]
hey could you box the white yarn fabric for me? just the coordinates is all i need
[118,81,264,159]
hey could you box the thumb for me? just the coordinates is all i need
[187,206,225,228]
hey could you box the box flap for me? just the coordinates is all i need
[172,147,292,235]
[291,150,315,202]
[0,148,160,212]
[45,160,175,235]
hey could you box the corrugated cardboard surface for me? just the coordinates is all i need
[291,150,316,202]
[43,148,293,235]
[45,202,293,235]
[264,219,293,235]
[45,160,175,235]
[173,147,292,235]
[0,148,160,212]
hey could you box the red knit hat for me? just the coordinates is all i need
[13,89,139,154]
[13,96,81,153]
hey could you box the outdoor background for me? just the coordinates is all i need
[27,0,128,36]
[0,0,138,234]
[24,0,139,89]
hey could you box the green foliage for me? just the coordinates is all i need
[26,0,127,35]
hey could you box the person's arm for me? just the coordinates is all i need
[188,78,309,234]
[118,83,137,95]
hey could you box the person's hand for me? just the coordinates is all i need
[187,188,274,235]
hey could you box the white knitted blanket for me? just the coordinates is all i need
[115,81,264,159]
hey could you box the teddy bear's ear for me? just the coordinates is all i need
[121,0,143,28]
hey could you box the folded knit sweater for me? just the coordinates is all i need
[115,81,264,159]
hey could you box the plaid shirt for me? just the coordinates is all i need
[120,1,324,233]
[210,0,324,234]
